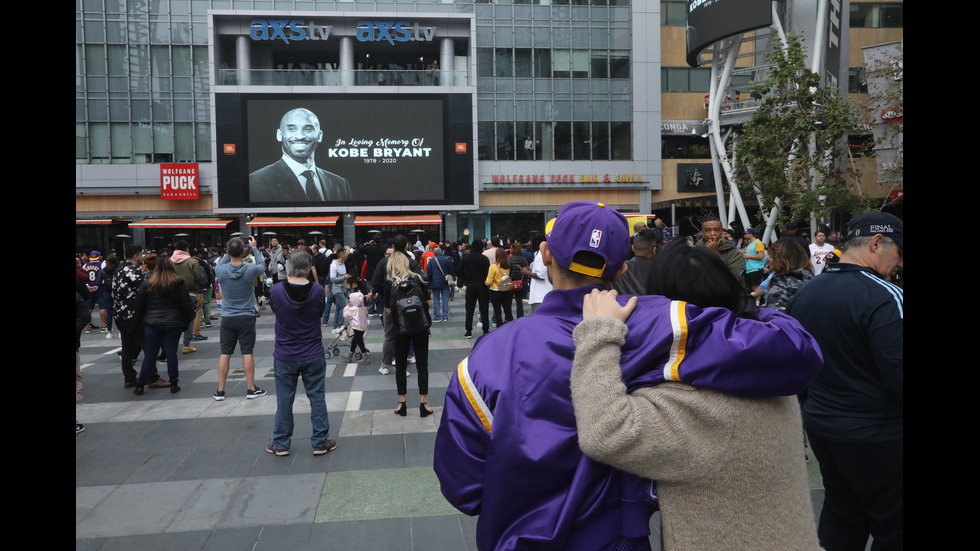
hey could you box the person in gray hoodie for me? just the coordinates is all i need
[213,235,267,400]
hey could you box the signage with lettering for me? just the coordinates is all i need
[356,21,437,45]
[675,163,717,193]
[249,20,333,44]
[160,163,200,200]
[487,174,645,184]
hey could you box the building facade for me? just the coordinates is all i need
[76,0,901,252]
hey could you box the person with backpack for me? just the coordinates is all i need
[383,251,433,418]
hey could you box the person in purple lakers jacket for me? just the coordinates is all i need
[434,200,823,551]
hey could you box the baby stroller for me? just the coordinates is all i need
[323,322,364,360]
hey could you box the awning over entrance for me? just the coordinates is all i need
[76,219,116,225]
[129,219,234,229]
[354,214,442,226]
[247,216,340,227]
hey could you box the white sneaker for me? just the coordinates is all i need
[378,365,390,375]
[407,356,417,364]
[106,332,113,339]
[331,327,344,334]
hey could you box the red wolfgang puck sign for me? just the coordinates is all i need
[160,163,200,200]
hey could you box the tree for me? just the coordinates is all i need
[737,33,868,230]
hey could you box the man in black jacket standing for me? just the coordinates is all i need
[787,212,903,551]
[457,240,490,339]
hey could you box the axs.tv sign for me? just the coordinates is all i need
[250,19,437,45]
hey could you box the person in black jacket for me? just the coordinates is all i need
[458,240,490,339]
[134,257,195,395]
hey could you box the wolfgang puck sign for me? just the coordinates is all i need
[160,163,200,200]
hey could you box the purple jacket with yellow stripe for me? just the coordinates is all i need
[434,285,823,551]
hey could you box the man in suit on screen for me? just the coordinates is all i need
[249,108,352,203]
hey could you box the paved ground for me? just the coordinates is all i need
[77,296,832,550]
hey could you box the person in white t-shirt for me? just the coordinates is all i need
[809,230,835,275]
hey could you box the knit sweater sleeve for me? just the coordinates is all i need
[571,317,738,483]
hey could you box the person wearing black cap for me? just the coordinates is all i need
[787,211,904,551]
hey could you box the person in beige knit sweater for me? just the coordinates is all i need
[571,291,821,547]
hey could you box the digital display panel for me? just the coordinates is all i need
[687,0,772,67]
[214,93,474,210]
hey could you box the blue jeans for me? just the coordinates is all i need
[432,286,451,321]
[273,356,331,451]
[139,325,181,385]
[332,291,348,328]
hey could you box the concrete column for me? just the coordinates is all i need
[342,212,356,245]
[236,35,250,86]
[340,37,354,86]
[442,212,456,242]
[440,38,454,86]
[638,189,651,214]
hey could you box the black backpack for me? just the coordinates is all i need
[390,276,430,335]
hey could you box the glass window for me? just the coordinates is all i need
[591,50,609,78]
[592,121,610,160]
[86,44,107,75]
[537,121,554,160]
[175,122,194,162]
[478,121,494,160]
[515,48,533,77]
[690,68,710,92]
[554,50,570,78]
[573,121,591,159]
[76,123,88,162]
[196,123,211,162]
[477,48,493,78]
[517,121,535,160]
[89,123,110,161]
[848,67,868,93]
[849,3,903,28]
[572,50,589,78]
[534,49,551,78]
[611,121,631,160]
[497,121,515,160]
[111,122,132,163]
[172,46,192,76]
[107,45,127,76]
[495,48,514,77]
[661,1,687,26]
[610,50,629,78]
[554,122,572,160]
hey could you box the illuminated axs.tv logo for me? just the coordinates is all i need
[356,20,437,45]
[249,20,333,44]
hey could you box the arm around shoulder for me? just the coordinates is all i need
[571,317,736,482]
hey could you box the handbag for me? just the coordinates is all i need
[433,255,455,287]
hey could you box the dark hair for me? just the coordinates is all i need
[125,244,143,260]
[648,240,756,319]
[768,238,812,275]
[470,240,485,254]
[148,256,180,297]
[393,234,409,252]
[495,248,511,270]
[227,237,245,258]
[700,215,721,227]
[104,254,120,270]
[174,240,189,251]
[631,229,661,255]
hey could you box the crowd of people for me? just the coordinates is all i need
[77,206,902,550]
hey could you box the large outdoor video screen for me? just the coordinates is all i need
[214,93,474,210]
[686,0,772,67]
